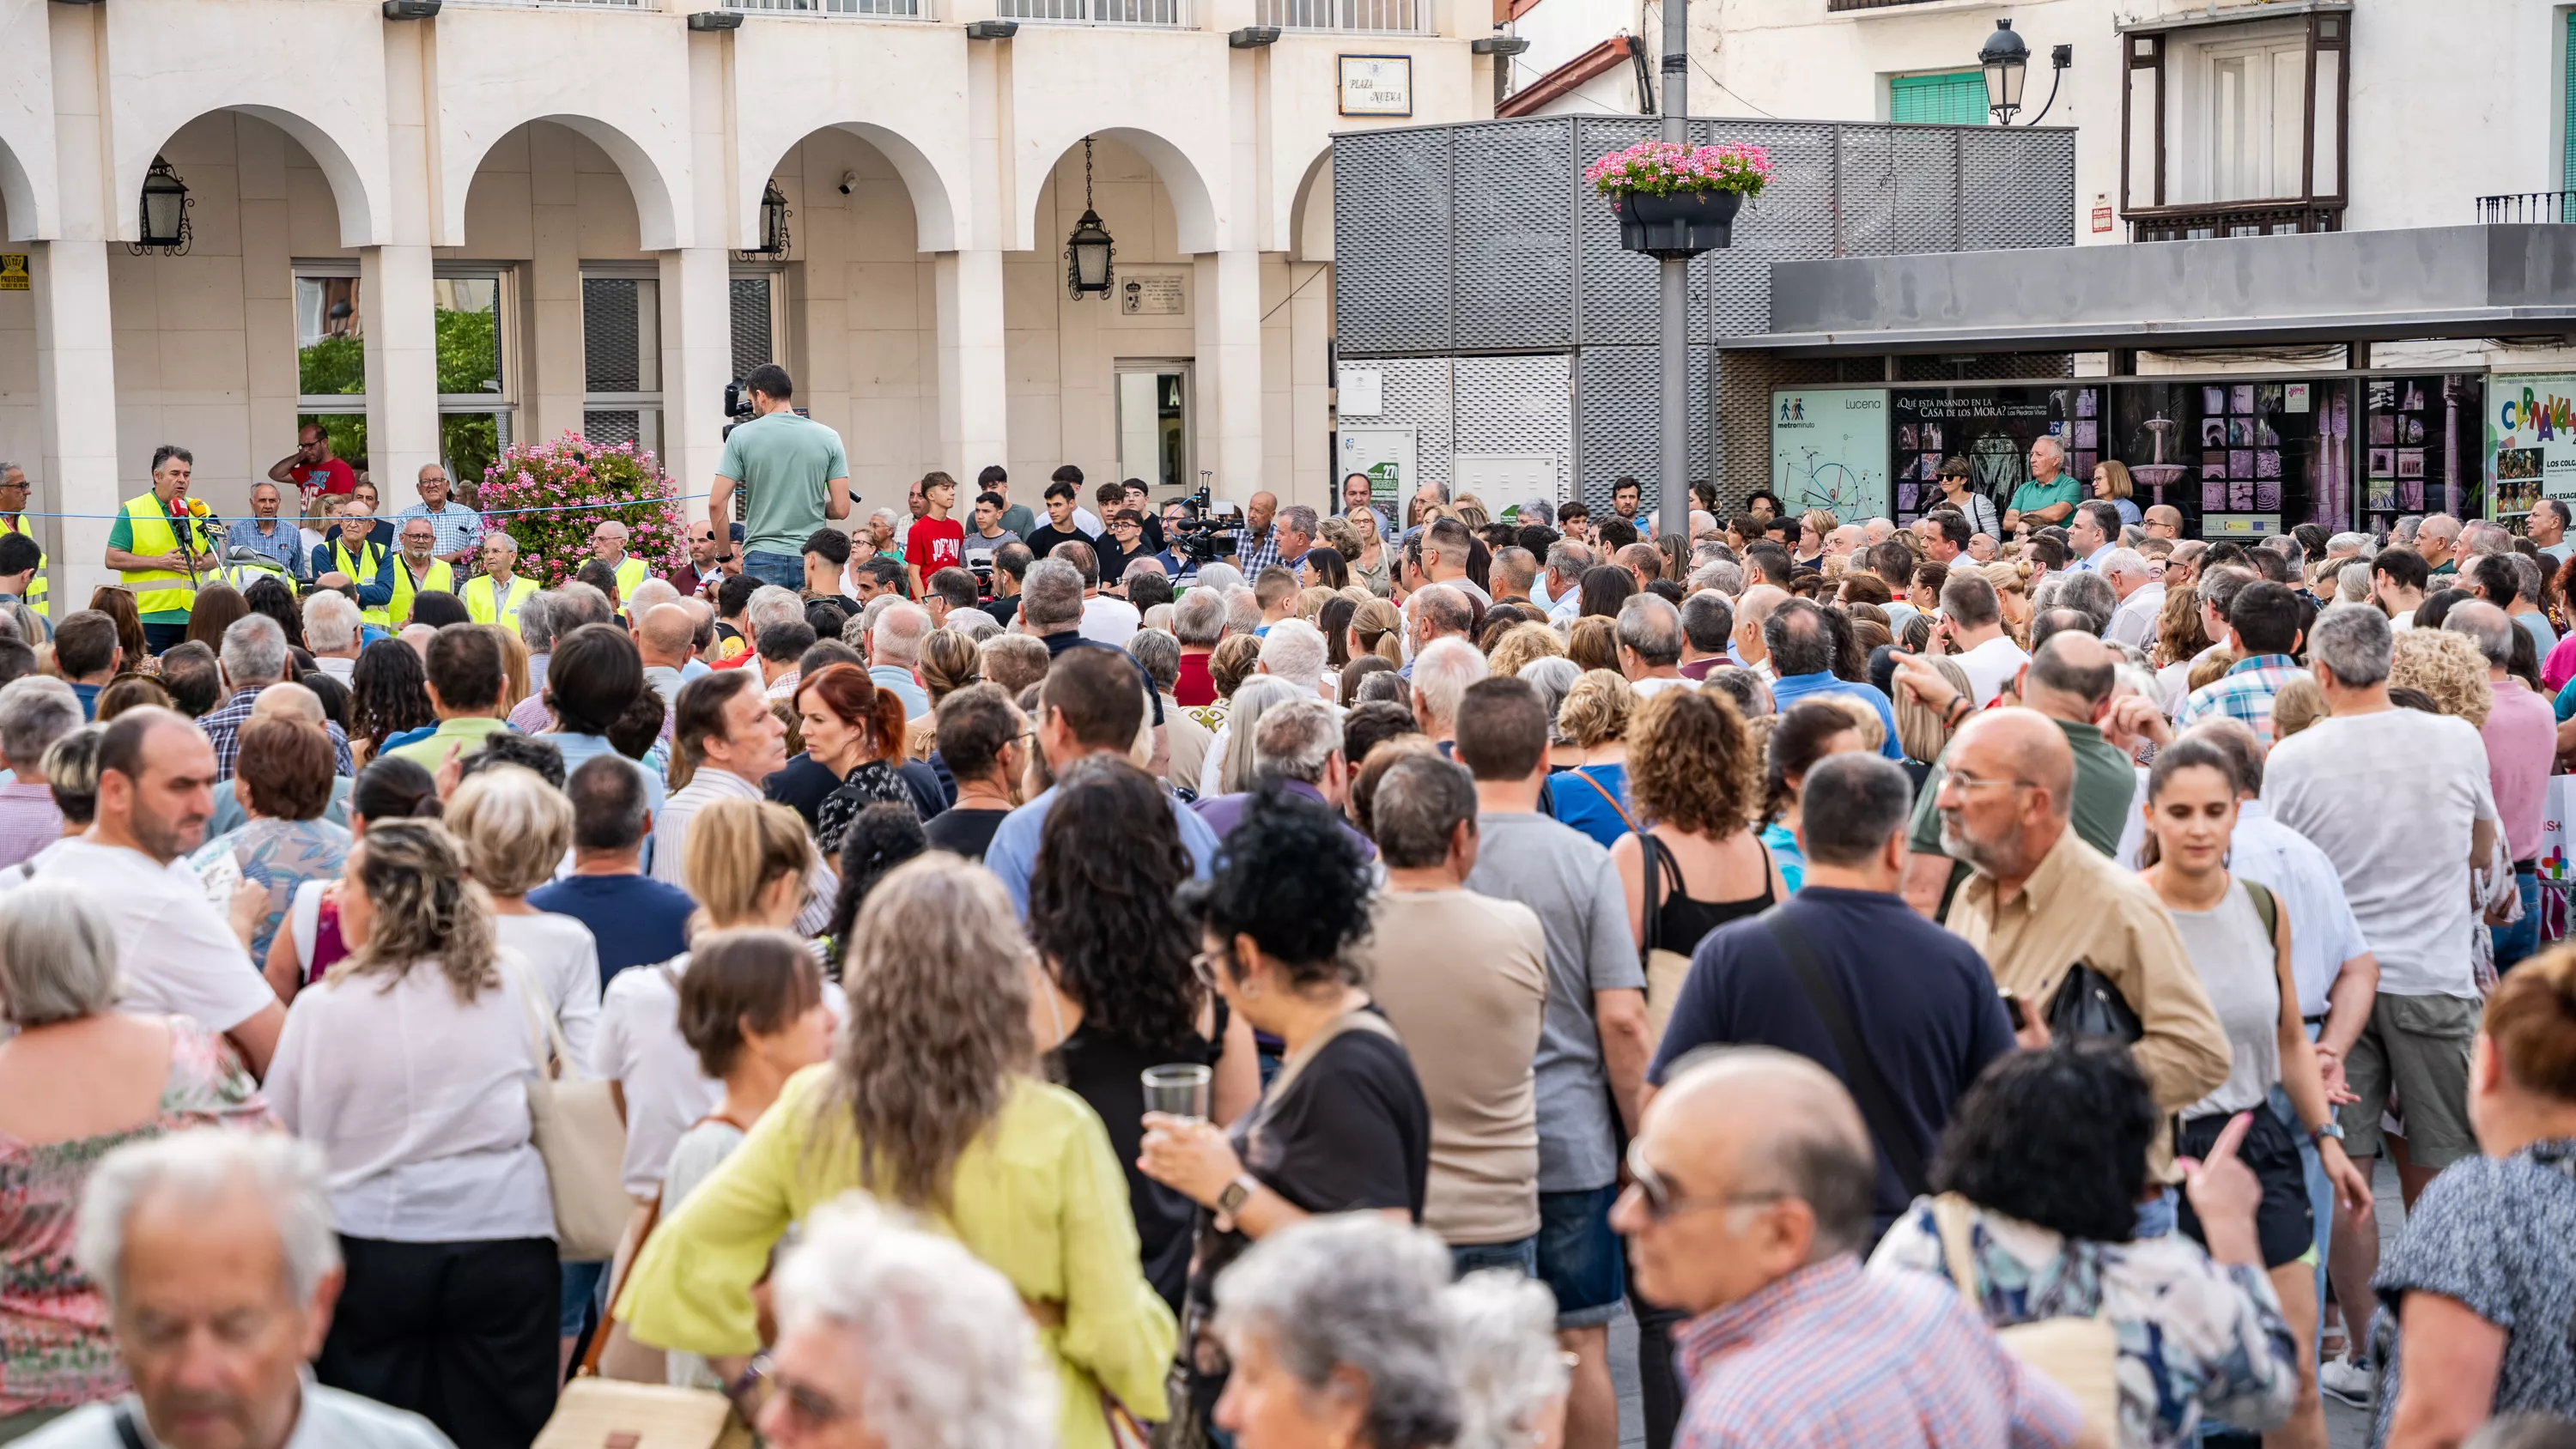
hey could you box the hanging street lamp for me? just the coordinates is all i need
[736,179,792,262]
[1981,20,2030,124]
[132,155,193,257]
[1066,136,1115,299]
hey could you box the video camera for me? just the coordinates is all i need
[721,379,809,440]
[1163,482,1240,565]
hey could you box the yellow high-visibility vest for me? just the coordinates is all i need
[388,556,456,628]
[463,573,538,634]
[0,514,49,617]
[331,540,392,627]
[611,555,649,605]
[117,494,210,617]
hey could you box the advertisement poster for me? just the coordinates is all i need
[1888,385,2102,524]
[2488,372,2576,519]
[1337,426,1416,514]
[1770,389,1890,522]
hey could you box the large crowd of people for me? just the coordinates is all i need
[2,389,2573,1449]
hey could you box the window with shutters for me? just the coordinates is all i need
[580,270,662,455]
[1888,70,1989,126]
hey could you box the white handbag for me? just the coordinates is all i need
[1932,1194,2121,1445]
[514,964,631,1262]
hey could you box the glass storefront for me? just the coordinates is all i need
[1868,373,2488,537]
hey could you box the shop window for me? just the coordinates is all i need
[1888,70,1989,127]
[1888,384,2101,527]
[2120,10,2344,241]
[295,265,368,473]
[580,271,661,454]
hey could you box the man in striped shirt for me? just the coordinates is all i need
[1614,1048,2084,1449]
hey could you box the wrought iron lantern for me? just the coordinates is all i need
[1066,137,1115,299]
[1980,20,2030,124]
[132,155,192,257]
[736,179,791,262]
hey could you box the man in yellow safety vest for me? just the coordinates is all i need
[387,517,455,627]
[462,530,538,635]
[313,499,395,628]
[589,518,651,608]
[0,462,49,618]
[106,445,221,653]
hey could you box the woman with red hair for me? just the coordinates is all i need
[793,663,916,852]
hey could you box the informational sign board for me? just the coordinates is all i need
[0,255,25,292]
[1338,367,1384,417]
[1339,55,1413,117]
[1337,426,1416,514]
[1769,388,1889,522]
[2488,372,2576,519]
[1119,272,1186,317]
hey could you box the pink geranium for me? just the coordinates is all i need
[477,433,689,588]
[1583,141,1775,202]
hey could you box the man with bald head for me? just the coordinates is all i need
[1894,630,2140,919]
[636,602,699,713]
[2143,503,2184,542]
[1938,709,2227,1179]
[1231,489,1285,575]
[1614,1047,2084,1449]
[1729,584,1787,677]
[2004,436,2082,534]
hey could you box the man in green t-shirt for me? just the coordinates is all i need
[709,364,851,591]
[2002,435,2084,537]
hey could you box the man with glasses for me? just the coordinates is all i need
[265,420,357,506]
[0,462,51,615]
[1098,510,1154,590]
[392,463,483,567]
[1935,708,2228,1222]
[1613,1047,2086,1449]
[313,498,398,627]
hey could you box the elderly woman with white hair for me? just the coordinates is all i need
[0,883,276,1436]
[1210,1214,1466,1449]
[1200,675,1305,799]
[749,1195,1055,1449]
[1259,618,1334,704]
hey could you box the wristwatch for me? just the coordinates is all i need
[2310,1122,2346,1145]
[1212,1174,1259,1233]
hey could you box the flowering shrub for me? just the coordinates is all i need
[477,434,688,587]
[1583,141,1775,200]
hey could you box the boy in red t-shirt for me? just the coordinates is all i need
[903,471,965,597]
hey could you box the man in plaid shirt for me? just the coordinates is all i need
[2173,580,2306,745]
[197,615,354,782]
[391,463,484,568]
[1614,1050,2084,1449]
[1230,490,1283,577]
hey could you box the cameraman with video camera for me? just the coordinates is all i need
[708,363,851,591]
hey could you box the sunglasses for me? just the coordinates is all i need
[1624,1143,1785,1224]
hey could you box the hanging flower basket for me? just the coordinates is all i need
[1586,141,1774,258]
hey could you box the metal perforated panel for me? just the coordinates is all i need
[1703,121,1839,262]
[1896,353,2075,381]
[730,276,775,384]
[1572,117,1658,347]
[583,410,641,448]
[1576,346,1713,513]
[583,279,642,392]
[1834,128,1960,258]
[1452,121,1574,349]
[1960,128,2076,250]
[1369,357,1457,497]
[1453,354,1574,500]
[1333,130,1454,353]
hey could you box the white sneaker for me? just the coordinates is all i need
[2318,1357,2373,1409]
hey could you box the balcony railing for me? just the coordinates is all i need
[724,0,927,13]
[999,0,1186,25]
[1256,0,1423,31]
[2126,200,2342,244]
[2478,191,2576,224]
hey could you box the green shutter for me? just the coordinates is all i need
[1891,70,1990,126]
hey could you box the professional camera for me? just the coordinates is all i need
[720,380,756,440]
[1164,486,1240,565]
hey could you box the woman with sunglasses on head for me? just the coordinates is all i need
[1137,785,1431,1444]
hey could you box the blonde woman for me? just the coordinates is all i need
[1795,508,1836,570]
[491,623,532,714]
[1487,621,1565,677]
[264,820,558,1448]
[1297,585,1339,624]
[1551,670,1637,850]
[1346,506,1394,597]
[617,855,1176,1449]
[2389,627,2494,727]
[2093,458,2142,530]
[1351,597,1405,665]
[904,627,982,761]
[447,763,599,1064]
[1979,560,2036,650]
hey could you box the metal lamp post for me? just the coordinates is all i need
[1657,0,1689,518]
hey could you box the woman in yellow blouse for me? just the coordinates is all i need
[614,854,1176,1449]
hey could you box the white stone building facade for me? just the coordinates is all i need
[0,0,1498,600]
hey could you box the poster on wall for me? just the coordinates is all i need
[1887,385,2102,524]
[1338,426,1417,515]
[1770,389,1890,523]
[2488,373,2576,520]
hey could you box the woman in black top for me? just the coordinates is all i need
[1138,785,1431,1434]
[918,683,1022,859]
[1029,758,1260,1312]
[1611,687,1785,955]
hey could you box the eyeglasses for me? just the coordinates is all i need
[1935,770,2034,797]
[1624,1143,1786,1224]
[732,1352,849,1431]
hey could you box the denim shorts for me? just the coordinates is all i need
[1449,1234,1538,1281]
[559,1258,607,1337]
[741,549,805,590]
[1537,1185,1626,1328]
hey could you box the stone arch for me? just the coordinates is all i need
[118,104,385,246]
[1019,126,1219,256]
[0,133,46,242]
[445,112,686,252]
[1286,146,1334,262]
[744,122,959,254]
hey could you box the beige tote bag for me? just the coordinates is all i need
[1931,1195,2121,1446]
[515,965,632,1263]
